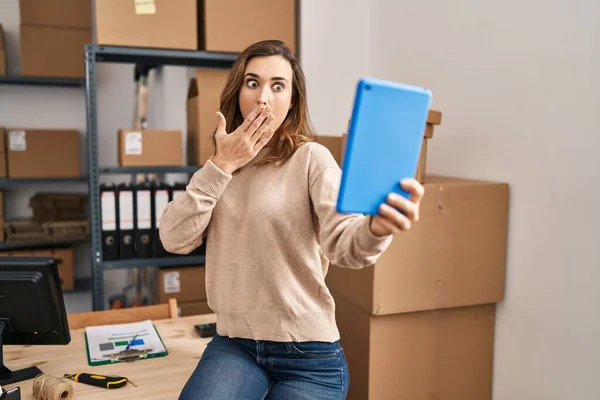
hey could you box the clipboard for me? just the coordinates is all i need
[84,320,169,366]
[337,78,432,215]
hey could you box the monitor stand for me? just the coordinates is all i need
[0,320,42,386]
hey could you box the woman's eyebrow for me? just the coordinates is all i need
[244,72,289,83]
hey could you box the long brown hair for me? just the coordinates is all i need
[219,40,315,166]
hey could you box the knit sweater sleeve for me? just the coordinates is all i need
[308,144,393,269]
[159,160,232,254]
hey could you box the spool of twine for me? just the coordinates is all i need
[32,374,73,400]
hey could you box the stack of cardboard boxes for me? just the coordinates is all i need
[18,0,91,78]
[326,174,509,398]
[95,0,297,54]
[0,128,84,246]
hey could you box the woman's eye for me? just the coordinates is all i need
[273,83,284,92]
[246,79,259,88]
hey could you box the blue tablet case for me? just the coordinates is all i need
[337,78,432,215]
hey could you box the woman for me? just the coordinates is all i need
[160,40,424,400]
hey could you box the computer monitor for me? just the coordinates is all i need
[0,257,71,386]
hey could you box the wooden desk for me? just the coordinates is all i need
[3,314,216,399]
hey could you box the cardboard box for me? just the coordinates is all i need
[415,136,427,183]
[6,129,80,178]
[155,266,207,304]
[19,0,91,29]
[32,247,75,291]
[423,123,434,139]
[428,109,442,125]
[20,25,90,78]
[0,250,31,257]
[0,24,6,76]
[178,300,213,317]
[326,176,509,316]
[200,0,297,53]
[187,69,230,165]
[118,129,183,167]
[315,135,344,166]
[0,128,7,177]
[95,0,198,50]
[335,295,495,400]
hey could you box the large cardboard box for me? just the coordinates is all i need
[118,129,183,167]
[334,295,495,400]
[95,0,198,50]
[178,300,213,317]
[20,25,90,78]
[326,176,509,316]
[155,266,207,304]
[19,0,91,29]
[0,24,6,76]
[31,247,75,291]
[187,69,230,165]
[199,0,297,53]
[6,129,80,178]
[0,128,7,177]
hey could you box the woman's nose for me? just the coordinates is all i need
[257,88,269,105]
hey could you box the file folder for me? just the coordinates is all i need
[117,183,136,259]
[152,182,171,258]
[171,182,186,201]
[134,182,154,259]
[100,183,119,261]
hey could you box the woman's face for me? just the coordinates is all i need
[238,55,294,135]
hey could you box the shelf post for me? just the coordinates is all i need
[85,45,105,311]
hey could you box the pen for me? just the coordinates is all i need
[125,333,139,351]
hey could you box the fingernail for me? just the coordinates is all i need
[388,193,399,201]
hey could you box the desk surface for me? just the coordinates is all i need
[4,314,216,399]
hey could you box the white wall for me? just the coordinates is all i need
[301,0,371,136]
[366,0,599,398]
[4,0,599,394]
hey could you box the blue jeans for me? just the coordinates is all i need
[179,333,349,399]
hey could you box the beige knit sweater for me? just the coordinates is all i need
[159,142,393,342]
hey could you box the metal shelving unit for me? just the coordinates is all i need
[100,166,199,175]
[0,75,85,87]
[0,76,88,253]
[85,44,238,310]
[0,239,88,251]
[100,255,206,270]
[0,176,88,188]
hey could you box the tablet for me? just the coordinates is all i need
[337,78,432,215]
